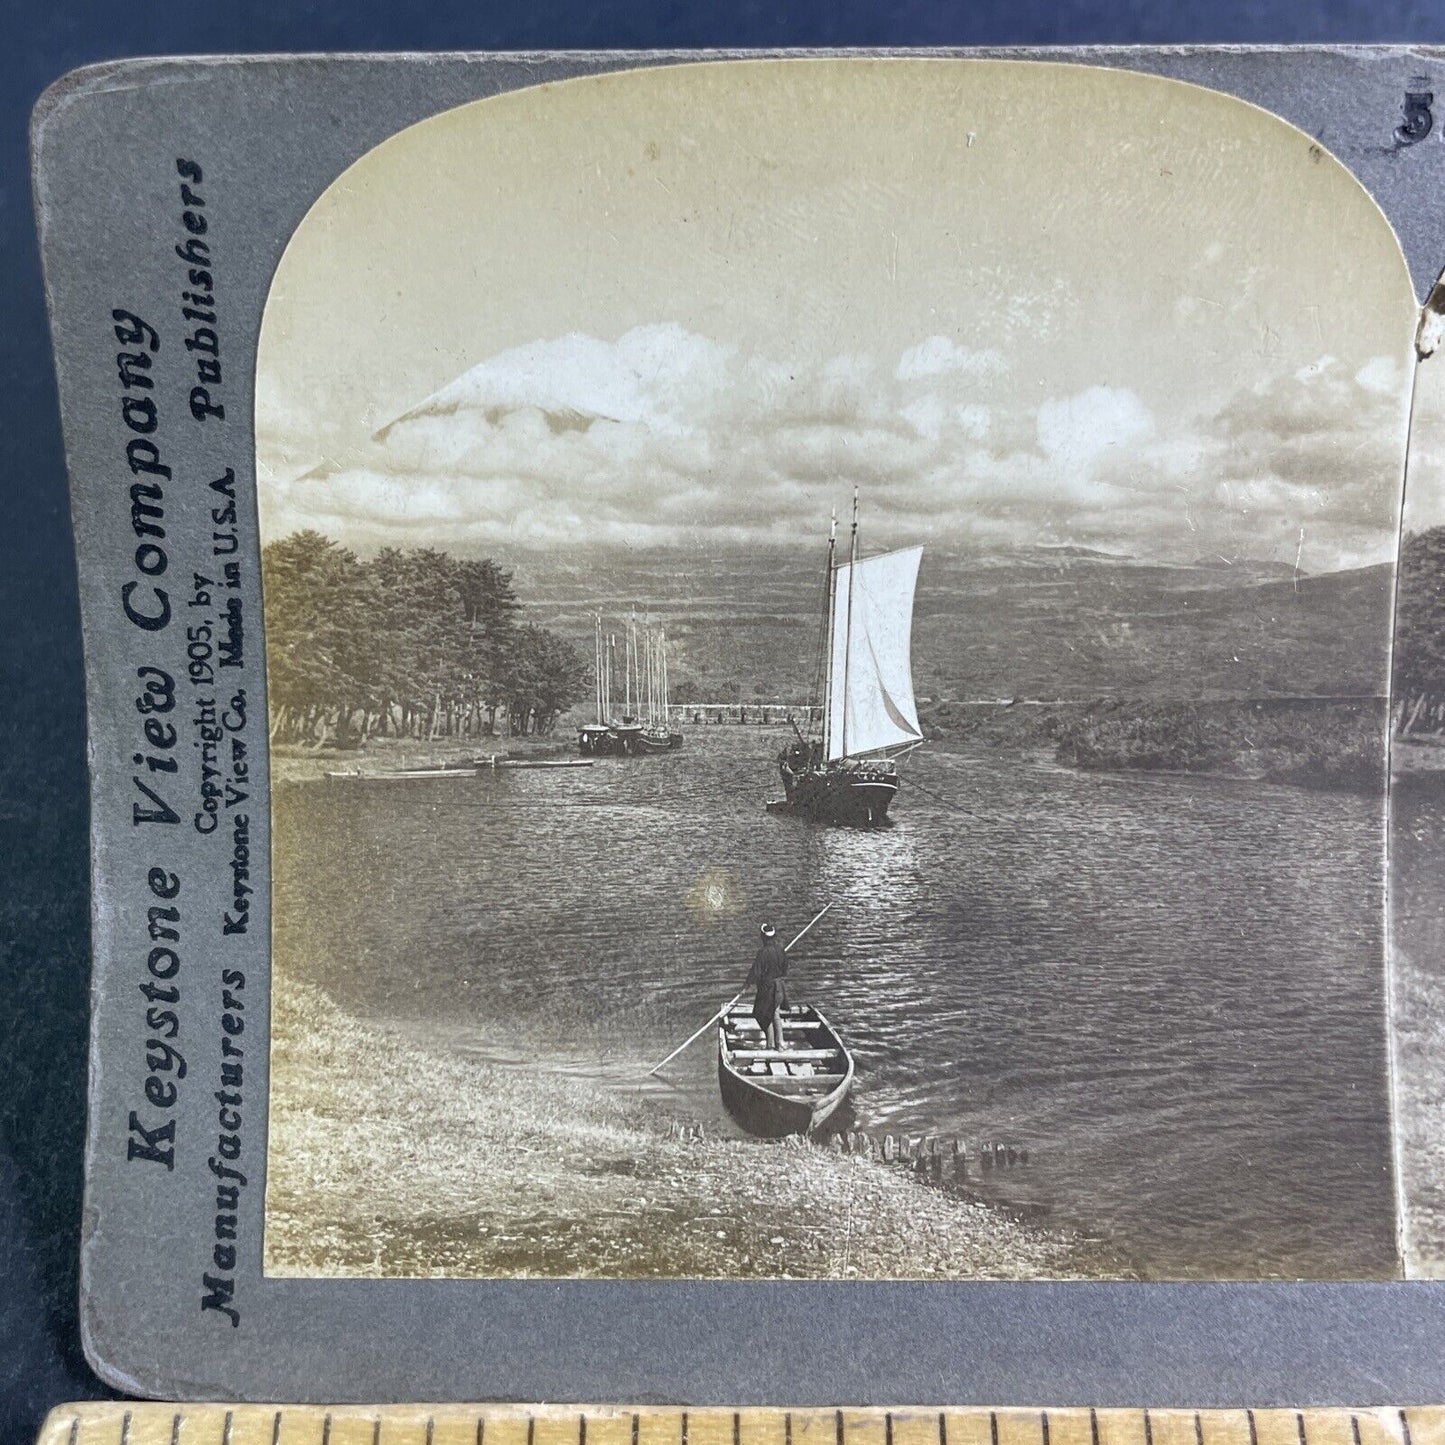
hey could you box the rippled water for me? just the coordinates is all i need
[273,725,1396,1279]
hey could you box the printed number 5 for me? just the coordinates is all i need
[1398,89,1434,145]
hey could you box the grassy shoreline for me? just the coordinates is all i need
[269,731,574,785]
[921,697,1387,794]
[265,983,1114,1280]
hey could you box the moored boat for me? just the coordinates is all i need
[716,1003,854,1137]
[579,612,684,755]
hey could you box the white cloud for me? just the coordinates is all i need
[1355,354,1403,396]
[1036,386,1155,473]
[261,326,1411,570]
[895,335,1006,382]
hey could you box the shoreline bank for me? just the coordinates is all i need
[269,732,575,785]
[265,983,1114,1280]
[921,696,1387,794]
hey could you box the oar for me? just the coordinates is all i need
[646,902,833,1077]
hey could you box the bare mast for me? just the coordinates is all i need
[625,613,634,719]
[594,614,603,724]
[820,510,838,759]
[839,487,859,760]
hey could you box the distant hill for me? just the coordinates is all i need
[505,544,1393,704]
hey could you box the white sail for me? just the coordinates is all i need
[825,545,924,761]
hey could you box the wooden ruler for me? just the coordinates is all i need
[32,1406,1445,1445]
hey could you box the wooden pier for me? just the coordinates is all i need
[666,1120,1032,1186]
[824,1130,1030,1184]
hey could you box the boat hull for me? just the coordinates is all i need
[716,1004,854,1138]
[777,764,899,827]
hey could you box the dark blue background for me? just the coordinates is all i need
[6,6,1445,1445]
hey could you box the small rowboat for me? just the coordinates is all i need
[717,1003,854,1138]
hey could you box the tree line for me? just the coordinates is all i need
[1395,525,1445,736]
[262,531,587,745]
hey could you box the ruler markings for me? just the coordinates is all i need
[36,1406,1445,1445]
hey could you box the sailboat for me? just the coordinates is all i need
[633,621,683,753]
[579,618,632,756]
[770,491,924,826]
[579,615,613,755]
[578,613,683,756]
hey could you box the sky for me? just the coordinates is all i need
[256,57,1421,572]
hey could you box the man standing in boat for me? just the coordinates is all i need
[745,922,789,1051]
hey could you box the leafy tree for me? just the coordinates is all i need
[261,532,579,745]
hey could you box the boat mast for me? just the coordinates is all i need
[839,487,859,760]
[626,614,634,718]
[594,615,603,724]
[660,629,669,729]
[820,510,838,759]
[646,625,656,726]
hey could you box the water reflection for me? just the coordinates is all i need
[274,726,1396,1279]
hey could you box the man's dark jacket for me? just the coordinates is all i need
[745,935,789,1028]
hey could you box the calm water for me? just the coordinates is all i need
[274,726,1397,1279]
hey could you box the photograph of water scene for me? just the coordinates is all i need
[1390,319,1445,1279]
[257,58,1420,1280]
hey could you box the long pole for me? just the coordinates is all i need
[646,903,834,1076]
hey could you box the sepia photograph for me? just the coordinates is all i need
[256,57,1418,1281]
[1390,301,1445,1279]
